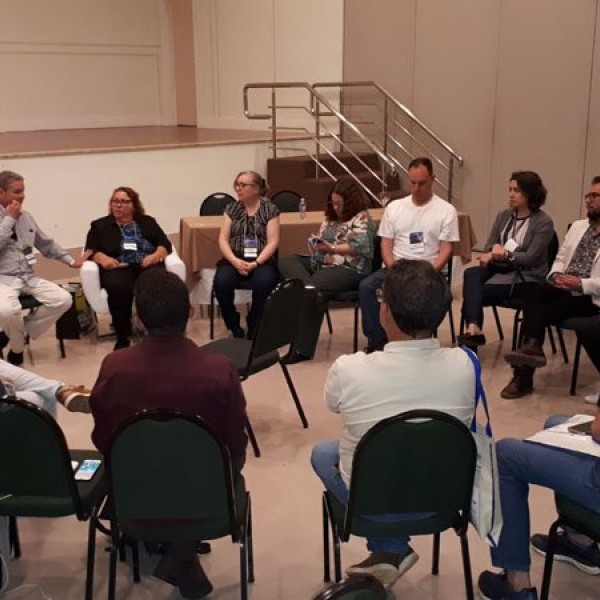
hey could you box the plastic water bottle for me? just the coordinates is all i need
[299,197,307,220]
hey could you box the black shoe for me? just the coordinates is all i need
[531,532,600,575]
[231,326,245,339]
[145,542,212,556]
[282,351,311,364]
[457,333,486,350]
[113,338,131,351]
[154,555,213,599]
[0,331,9,356]
[478,571,538,600]
[7,350,23,366]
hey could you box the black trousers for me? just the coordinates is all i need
[100,263,165,340]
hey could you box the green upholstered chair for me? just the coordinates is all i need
[105,410,254,600]
[321,409,476,599]
[0,396,106,600]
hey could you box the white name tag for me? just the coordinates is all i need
[409,231,425,254]
[503,238,519,253]
[123,242,138,251]
[243,238,258,259]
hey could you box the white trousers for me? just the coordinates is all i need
[0,275,72,353]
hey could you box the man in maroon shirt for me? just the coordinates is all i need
[90,269,247,599]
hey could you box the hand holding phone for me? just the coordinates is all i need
[74,459,102,481]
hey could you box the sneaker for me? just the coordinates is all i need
[346,548,419,588]
[504,343,546,368]
[478,571,538,600]
[531,532,600,575]
[584,393,600,406]
[58,385,92,414]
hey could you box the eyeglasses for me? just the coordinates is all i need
[376,288,385,304]
[584,192,600,200]
[234,182,257,189]
[111,198,132,206]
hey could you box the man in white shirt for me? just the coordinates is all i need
[311,259,476,589]
[358,158,459,351]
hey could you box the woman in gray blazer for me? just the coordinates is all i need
[458,171,554,349]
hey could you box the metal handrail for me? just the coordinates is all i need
[313,81,463,165]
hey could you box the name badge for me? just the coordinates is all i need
[22,245,37,265]
[409,231,425,254]
[243,238,258,259]
[123,242,138,251]
[503,238,519,253]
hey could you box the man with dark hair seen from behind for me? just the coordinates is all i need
[501,175,600,398]
[90,269,248,599]
[358,157,460,352]
[0,170,90,365]
[311,260,476,590]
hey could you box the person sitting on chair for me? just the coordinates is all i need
[214,170,280,339]
[84,186,172,351]
[500,176,600,399]
[311,259,476,589]
[279,178,375,362]
[90,269,248,599]
[358,157,459,352]
[457,171,554,351]
[478,412,600,600]
[0,171,90,366]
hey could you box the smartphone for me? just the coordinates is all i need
[568,421,593,436]
[74,459,102,481]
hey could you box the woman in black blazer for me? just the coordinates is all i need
[85,186,171,350]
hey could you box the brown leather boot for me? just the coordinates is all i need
[501,366,534,399]
[504,341,547,368]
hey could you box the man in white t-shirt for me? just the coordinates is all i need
[359,157,459,351]
[311,259,476,589]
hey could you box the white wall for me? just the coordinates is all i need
[0,0,176,131]
[194,0,344,129]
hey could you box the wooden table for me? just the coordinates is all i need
[180,209,476,281]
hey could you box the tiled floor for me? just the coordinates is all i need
[3,300,600,600]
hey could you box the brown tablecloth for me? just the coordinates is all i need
[180,209,476,279]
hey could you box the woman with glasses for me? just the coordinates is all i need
[214,171,280,338]
[84,186,171,350]
[457,171,554,352]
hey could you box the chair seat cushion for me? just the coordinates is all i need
[331,290,359,303]
[556,494,600,538]
[200,339,279,378]
[326,491,460,538]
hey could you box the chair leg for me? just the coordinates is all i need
[333,525,342,583]
[279,362,308,428]
[447,307,456,345]
[322,496,331,582]
[540,520,561,600]
[210,289,216,340]
[512,310,522,351]
[570,340,582,396]
[240,531,248,600]
[59,338,66,358]
[247,495,255,583]
[432,532,440,575]
[85,513,98,600]
[555,327,567,362]
[325,308,333,335]
[108,525,120,600]
[132,540,140,583]
[9,516,21,559]
[491,305,504,341]
[459,531,474,600]
[353,305,359,353]
[246,417,261,458]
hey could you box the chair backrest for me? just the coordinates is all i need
[106,410,239,542]
[344,409,476,539]
[312,575,387,600]
[249,278,305,359]
[270,190,302,213]
[371,234,382,274]
[548,230,559,268]
[0,397,83,516]
[200,192,236,216]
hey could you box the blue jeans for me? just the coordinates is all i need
[358,268,387,343]
[491,415,600,572]
[311,440,433,554]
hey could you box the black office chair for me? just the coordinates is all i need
[270,190,302,213]
[105,410,254,600]
[201,279,307,457]
[200,192,236,216]
[321,409,476,599]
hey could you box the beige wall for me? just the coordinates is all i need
[344,0,600,240]
[194,0,344,129]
